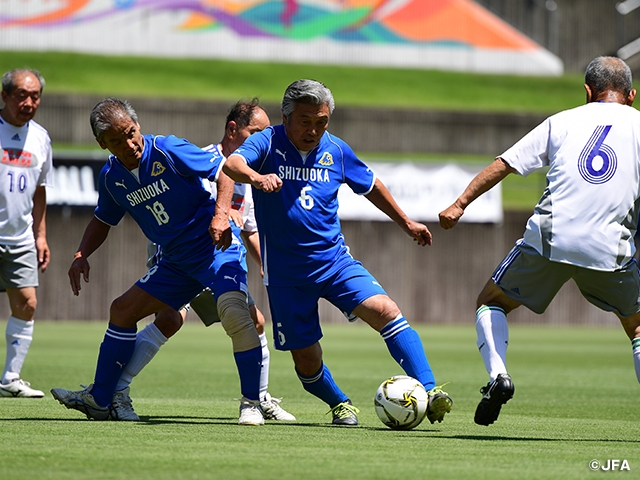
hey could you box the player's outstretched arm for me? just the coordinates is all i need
[439,158,515,230]
[365,178,432,246]
[223,155,282,192]
[68,217,111,296]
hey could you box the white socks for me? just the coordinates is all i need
[259,333,270,401]
[476,305,509,382]
[633,338,640,384]
[115,322,167,391]
[3,316,34,384]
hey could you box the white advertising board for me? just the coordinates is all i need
[338,162,502,223]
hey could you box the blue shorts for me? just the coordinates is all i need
[267,259,386,351]
[136,234,248,311]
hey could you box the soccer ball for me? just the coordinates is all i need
[374,375,428,430]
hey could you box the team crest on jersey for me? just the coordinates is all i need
[151,161,166,176]
[318,152,333,166]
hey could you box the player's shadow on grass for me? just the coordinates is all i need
[137,417,409,428]
[446,434,640,444]
[140,415,238,425]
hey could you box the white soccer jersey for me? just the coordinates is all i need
[202,143,257,233]
[500,102,640,271]
[0,116,53,245]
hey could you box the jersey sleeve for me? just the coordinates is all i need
[339,137,375,195]
[242,188,258,233]
[231,129,272,172]
[37,133,54,188]
[499,117,551,177]
[93,165,126,227]
[154,135,222,181]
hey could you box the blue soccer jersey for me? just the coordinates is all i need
[229,125,375,286]
[94,134,224,260]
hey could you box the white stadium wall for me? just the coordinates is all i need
[0,0,562,75]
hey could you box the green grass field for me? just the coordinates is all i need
[2,321,637,479]
[0,51,591,113]
[1,50,598,210]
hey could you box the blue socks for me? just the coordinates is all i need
[233,346,263,401]
[380,317,435,390]
[91,323,137,407]
[297,363,348,408]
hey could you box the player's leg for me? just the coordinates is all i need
[619,312,640,383]
[251,303,269,399]
[327,262,436,387]
[216,289,264,425]
[99,262,203,420]
[475,243,570,426]
[1,286,43,397]
[473,279,519,426]
[51,285,175,420]
[110,307,187,421]
[574,263,640,385]
[354,295,435,385]
[204,255,263,425]
[352,293,452,424]
[190,287,294,420]
[268,284,355,425]
[116,307,186,391]
[176,286,271,404]
[327,261,451,423]
[291,342,358,425]
[475,279,520,382]
[0,243,43,398]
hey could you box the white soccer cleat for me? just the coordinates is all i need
[50,384,111,420]
[110,387,140,421]
[0,378,44,398]
[261,392,296,421]
[238,397,264,425]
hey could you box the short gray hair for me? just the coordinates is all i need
[281,79,335,116]
[585,56,633,97]
[1,68,45,94]
[90,97,139,141]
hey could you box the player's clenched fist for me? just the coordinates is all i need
[253,173,282,193]
[439,204,464,230]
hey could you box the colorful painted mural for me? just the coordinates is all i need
[0,0,562,74]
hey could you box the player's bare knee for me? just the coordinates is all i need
[618,312,640,340]
[109,296,138,328]
[218,291,260,351]
[8,288,37,319]
[355,295,400,330]
[13,300,36,319]
[476,280,518,312]
[154,308,184,338]
[292,345,323,376]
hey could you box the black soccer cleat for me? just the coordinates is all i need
[329,399,359,425]
[474,373,514,426]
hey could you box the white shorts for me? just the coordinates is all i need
[0,243,39,291]
[493,241,640,318]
